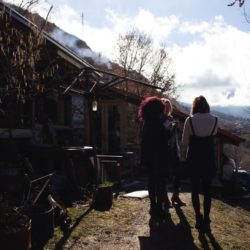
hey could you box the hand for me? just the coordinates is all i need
[172,121,178,128]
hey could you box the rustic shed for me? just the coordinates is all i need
[0,2,165,188]
[0,3,163,153]
[0,2,245,180]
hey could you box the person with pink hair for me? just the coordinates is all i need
[138,96,169,217]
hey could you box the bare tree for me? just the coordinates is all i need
[0,13,43,104]
[18,0,39,10]
[149,48,176,96]
[0,1,57,129]
[228,0,245,7]
[115,29,176,98]
[227,0,250,23]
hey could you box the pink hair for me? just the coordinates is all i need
[137,96,164,122]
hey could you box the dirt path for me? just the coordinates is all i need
[45,191,250,250]
[46,193,197,250]
[57,197,151,250]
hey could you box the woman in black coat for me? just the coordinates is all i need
[138,96,169,217]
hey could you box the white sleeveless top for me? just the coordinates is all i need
[182,113,218,146]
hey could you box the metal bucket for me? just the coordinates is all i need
[31,204,55,243]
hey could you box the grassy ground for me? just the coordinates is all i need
[42,190,250,250]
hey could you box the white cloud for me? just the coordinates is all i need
[103,8,179,49]
[179,16,225,35]
[180,21,210,35]
[133,9,179,46]
[40,6,250,106]
[44,5,250,106]
[5,1,250,106]
[172,18,250,106]
[76,8,179,60]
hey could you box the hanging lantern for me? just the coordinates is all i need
[92,100,98,111]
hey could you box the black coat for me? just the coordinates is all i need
[140,120,169,175]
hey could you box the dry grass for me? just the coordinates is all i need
[43,192,250,250]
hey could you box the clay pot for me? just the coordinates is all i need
[0,213,31,250]
[93,184,113,210]
[31,204,55,243]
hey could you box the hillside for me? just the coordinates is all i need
[9,3,153,99]
[212,105,250,119]
[180,102,250,131]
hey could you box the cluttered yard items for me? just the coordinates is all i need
[0,145,98,249]
[24,173,56,246]
[0,3,133,248]
[219,153,250,196]
[0,206,31,250]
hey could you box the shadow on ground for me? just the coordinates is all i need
[54,206,93,250]
[139,206,222,250]
[32,206,93,250]
[211,185,250,212]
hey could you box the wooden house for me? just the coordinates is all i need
[0,2,163,156]
[0,2,99,147]
[0,2,245,177]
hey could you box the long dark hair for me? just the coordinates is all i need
[137,96,164,122]
[191,96,210,115]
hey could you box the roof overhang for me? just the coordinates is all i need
[217,128,245,146]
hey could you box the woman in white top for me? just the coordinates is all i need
[182,96,218,232]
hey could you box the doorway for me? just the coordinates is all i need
[100,101,126,154]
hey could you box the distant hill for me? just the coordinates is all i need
[211,105,250,119]
[179,102,250,132]
[180,102,250,119]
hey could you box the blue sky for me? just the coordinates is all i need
[7,0,250,106]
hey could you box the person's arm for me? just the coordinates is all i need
[212,115,219,135]
[222,162,234,181]
[181,117,191,159]
[229,158,236,171]
[182,117,191,146]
